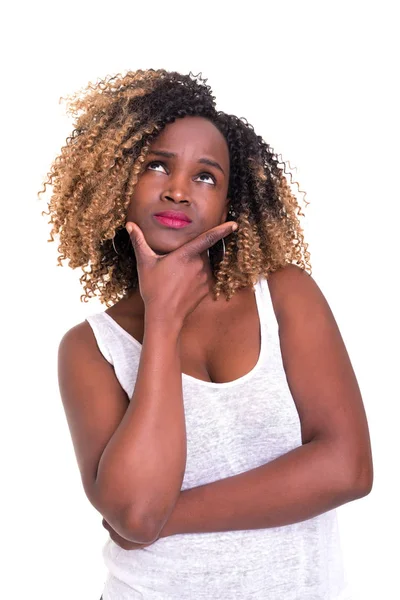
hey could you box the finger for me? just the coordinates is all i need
[125,221,158,265]
[180,221,238,259]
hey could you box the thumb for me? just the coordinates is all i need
[125,221,157,265]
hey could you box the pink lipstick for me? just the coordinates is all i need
[153,211,192,229]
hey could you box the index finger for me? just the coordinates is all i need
[179,221,238,259]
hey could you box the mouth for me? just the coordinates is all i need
[153,211,192,229]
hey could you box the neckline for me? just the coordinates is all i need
[101,276,266,389]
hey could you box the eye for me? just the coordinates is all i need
[147,161,167,173]
[195,172,216,185]
[146,161,216,185]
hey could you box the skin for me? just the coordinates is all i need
[76,117,266,543]
[96,118,373,550]
[98,115,263,544]
[61,117,373,550]
[123,115,231,317]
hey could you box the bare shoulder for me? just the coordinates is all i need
[59,319,97,347]
[58,318,111,370]
[266,263,341,360]
[267,262,310,284]
[266,263,313,322]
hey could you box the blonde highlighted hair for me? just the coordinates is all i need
[39,69,311,306]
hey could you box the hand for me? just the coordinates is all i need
[101,517,162,551]
[126,220,238,326]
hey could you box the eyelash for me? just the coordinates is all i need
[146,161,216,185]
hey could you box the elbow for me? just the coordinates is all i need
[98,503,159,545]
[122,507,162,544]
[344,455,374,499]
[352,465,374,498]
[90,480,162,544]
[122,493,178,544]
[325,436,374,499]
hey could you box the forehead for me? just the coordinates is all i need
[150,116,229,163]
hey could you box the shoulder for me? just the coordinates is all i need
[58,319,105,364]
[265,263,343,362]
[267,263,310,288]
[266,264,314,322]
[59,319,94,346]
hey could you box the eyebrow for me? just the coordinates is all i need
[147,150,225,175]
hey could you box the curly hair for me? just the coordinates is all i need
[38,69,311,307]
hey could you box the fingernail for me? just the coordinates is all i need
[126,224,133,234]
[231,223,238,232]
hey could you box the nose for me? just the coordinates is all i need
[161,172,191,204]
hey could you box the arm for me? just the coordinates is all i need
[58,314,186,546]
[94,313,186,542]
[158,265,373,538]
[159,438,371,538]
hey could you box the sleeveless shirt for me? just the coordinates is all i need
[85,275,352,599]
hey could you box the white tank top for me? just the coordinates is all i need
[86,275,352,599]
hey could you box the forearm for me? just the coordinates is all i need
[95,312,186,542]
[160,439,368,538]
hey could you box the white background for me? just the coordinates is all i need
[2,1,398,598]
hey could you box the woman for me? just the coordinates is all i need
[41,69,373,599]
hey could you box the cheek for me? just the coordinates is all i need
[203,209,227,229]
[126,196,137,215]
[126,183,146,215]
[128,174,161,204]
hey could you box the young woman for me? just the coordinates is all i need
[41,69,373,599]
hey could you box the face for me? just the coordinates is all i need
[126,115,231,255]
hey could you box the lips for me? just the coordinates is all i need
[153,211,192,223]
